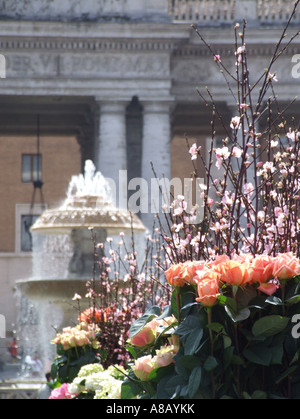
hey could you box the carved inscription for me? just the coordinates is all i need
[5,52,170,78]
[6,54,58,76]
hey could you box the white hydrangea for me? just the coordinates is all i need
[77,364,104,378]
[70,364,125,399]
[93,378,123,400]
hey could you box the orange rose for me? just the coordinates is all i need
[78,307,104,324]
[164,264,186,287]
[196,276,220,307]
[219,260,253,286]
[273,253,300,280]
[208,255,230,268]
[251,255,275,284]
[180,261,207,285]
[165,261,206,287]
[194,269,220,284]
[258,282,278,296]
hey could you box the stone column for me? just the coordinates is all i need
[96,101,128,205]
[141,101,172,231]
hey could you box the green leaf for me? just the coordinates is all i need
[51,360,58,380]
[233,308,251,322]
[225,306,250,323]
[223,335,232,349]
[243,346,272,366]
[252,315,290,338]
[204,356,218,372]
[223,346,234,370]
[243,391,267,400]
[178,355,202,371]
[56,344,65,356]
[184,328,204,355]
[252,391,267,399]
[207,322,224,333]
[218,295,237,312]
[286,295,300,306]
[181,302,198,317]
[175,354,202,380]
[265,296,283,306]
[188,366,202,398]
[165,375,188,398]
[148,364,175,382]
[231,355,246,367]
[176,315,201,338]
[157,305,172,320]
[270,344,284,365]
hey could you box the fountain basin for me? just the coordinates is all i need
[31,196,145,234]
[16,278,90,302]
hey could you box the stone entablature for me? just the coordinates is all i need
[0,0,299,25]
[0,0,169,22]
[0,21,299,101]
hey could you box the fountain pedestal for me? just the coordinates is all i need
[15,161,146,375]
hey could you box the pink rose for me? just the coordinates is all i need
[49,383,72,400]
[75,332,90,347]
[132,356,155,381]
[153,346,178,369]
[60,336,72,351]
[130,326,156,347]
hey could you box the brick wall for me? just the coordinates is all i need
[0,135,81,252]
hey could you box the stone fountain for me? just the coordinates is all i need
[16,160,146,373]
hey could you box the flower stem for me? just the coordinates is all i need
[207,307,216,399]
[176,290,182,325]
[207,307,214,356]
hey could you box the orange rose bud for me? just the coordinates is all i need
[196,276,220,307]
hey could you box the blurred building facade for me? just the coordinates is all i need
[0,0,300,333]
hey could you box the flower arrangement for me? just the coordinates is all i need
[49,363,126,400]
[49,230,171,395]
[122,3,300,399]
[124,255,300,399]
[49,1,300,400]
[50,323,101,385]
